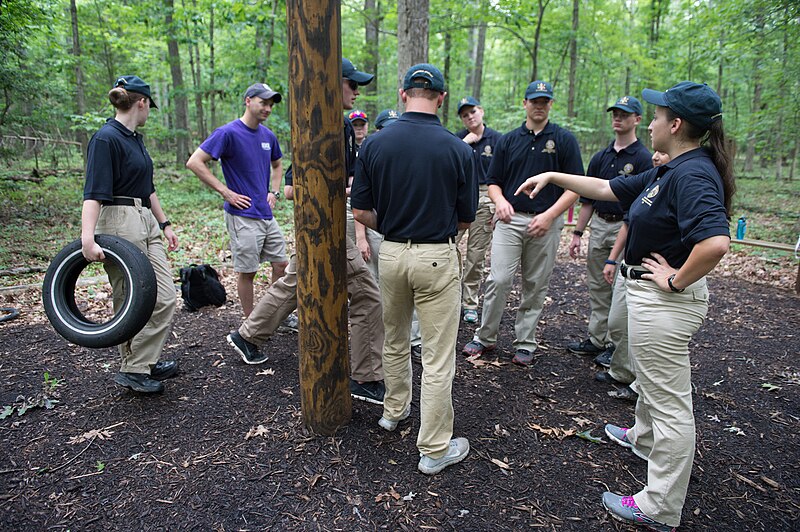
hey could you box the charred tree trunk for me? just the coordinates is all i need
[285,0,352,435]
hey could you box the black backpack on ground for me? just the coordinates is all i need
[179,264,226,312]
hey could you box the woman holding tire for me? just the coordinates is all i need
[81,75,179,394]
[515,82,734,531]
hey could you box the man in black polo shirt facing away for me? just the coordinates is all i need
[462,80,584,367]
[566,96,652,361]
[352,63,476,475]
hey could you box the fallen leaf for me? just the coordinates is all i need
[761,383,781,392]
[576,430,604,444]
[256,368,275,376]
[244,425,269,440]
[571,416,591,427]
[402,491,417,501]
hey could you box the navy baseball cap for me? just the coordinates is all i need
[403,63,445,93]
[342,58,374,85]
[114,75,157,108]
[642,81,722,129]
[607,95,643,116]
[457,96,480,114]
[525,80,553,100]
[244,83,282,103]
[374,109,399,129]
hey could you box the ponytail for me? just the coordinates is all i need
[667,108,735,216]
[702,120,735,216]
[108,87,146,111]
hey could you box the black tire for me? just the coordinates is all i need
[42,234,157,348]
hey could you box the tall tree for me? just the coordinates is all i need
[567,0,578,118]
[396,0,429,109]
[165,0,190,165]
[69,0,87,161]
[363,0,380,119]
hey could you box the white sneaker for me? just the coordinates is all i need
[279,313,299,332]
[418,437,470,475]
[378,404,411,431]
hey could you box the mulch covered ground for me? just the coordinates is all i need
[1,258,798,531]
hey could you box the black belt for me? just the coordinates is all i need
[596,212,624,222]
[518,211,544,216]
[384,236,455,245]
[620,263,649,280]
[103,197,151,209]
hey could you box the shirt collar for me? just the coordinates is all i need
[518,120,554,136]
[108,118,136,137]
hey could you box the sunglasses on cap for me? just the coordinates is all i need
[349,111,367,121]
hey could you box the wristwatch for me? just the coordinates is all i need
[159,220,171,231]
[271,190,281,199]
[572,229,584,237]
[667,274,685,293]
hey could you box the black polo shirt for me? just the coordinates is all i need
[583,139,652,215]
[84,118,155,202]
[285,118,357,186]
[487,121,584,213]
[610,147,730,268]
[351,112,476,241]
[456,125,503,185]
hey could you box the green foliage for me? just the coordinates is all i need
[0,371,62,420]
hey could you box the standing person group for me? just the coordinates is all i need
[516,81,734,531]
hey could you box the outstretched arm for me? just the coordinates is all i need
[515,172,618,203]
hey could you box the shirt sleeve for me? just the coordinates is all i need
[609,169,654,211]
[456,148,477,223]
[271,135,283,161]
[83,137,115,201]
[350,152,373,211]
[486,136,507,188]
[198,128,228,161]
[558,130,584,175]
[675,172,730,246]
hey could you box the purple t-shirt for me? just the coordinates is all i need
[199,119,283,219]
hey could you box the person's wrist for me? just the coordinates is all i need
[572,229,584,237]
[668,274,685,293]
[604,259,617,266]
[159,220,171,231]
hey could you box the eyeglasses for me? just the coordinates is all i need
[346,79,359,91]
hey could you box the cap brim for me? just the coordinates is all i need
[641,88,668,107]
[606,105,636,114]
[525,93,552,100]
[347,71,374,85]
[149,98,158,109]
[458,104,476,113]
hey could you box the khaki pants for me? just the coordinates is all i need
[379,240,460,458]
[240,237,384,382]
[625,277,709,527]
[96,201,176,374]
[475,212,563,352]
[586,216,623,347]
[460,186,494,310]
[607,265,634,383]
[346,202,382,283]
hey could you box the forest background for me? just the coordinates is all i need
[0,0,798,263]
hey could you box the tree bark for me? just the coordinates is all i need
[363,0,380,119]
[69,0,87,164]
[531,0,549,81]
[473,19,487,101]
[188,0,206,141]
[567,0,578,118]
[285,0,352,435]
[396,0,429,110]
[165,0,190,165]
[443,28,451,127]
[209,3,217,131]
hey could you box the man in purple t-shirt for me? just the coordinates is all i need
[187,83,289,317]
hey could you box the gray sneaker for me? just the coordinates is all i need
[605,424,649,461]
[279,313,299,332]
[378,404,412,431]
[418,437,470,475]
[602,492,676,532]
